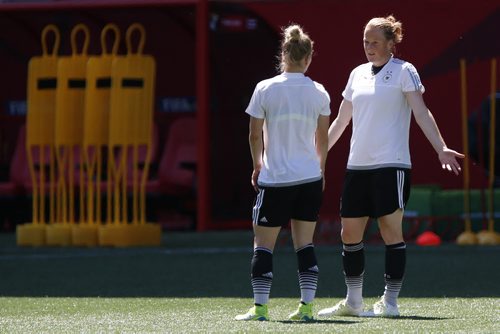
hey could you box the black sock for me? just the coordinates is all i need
[342,242,365,307]
[384,242,406,306]
[251,247,273,305]
[296,243,319,304]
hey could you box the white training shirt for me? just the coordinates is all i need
[342,57,425,170]
[246,72,331,186]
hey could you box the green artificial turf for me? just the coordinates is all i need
[0,231,499,333]
[0,297,498,333]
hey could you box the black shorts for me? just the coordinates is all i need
[252,179,323,227]
[340,168,411,219]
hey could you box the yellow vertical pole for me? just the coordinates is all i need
[49,146,55,225]
[106,150,112,224]
[477,58,499,245]
[40,148,46,223]
[460,59,471,230]
[457,59,477,245]
[487,58,496,232]
[121,147,128,224]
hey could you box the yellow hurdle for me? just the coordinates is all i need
[99,23,160,247]
[17,25,60,247]
[46,24,91,246]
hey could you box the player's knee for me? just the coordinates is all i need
[341,227,363,244]
[380,228,404,245]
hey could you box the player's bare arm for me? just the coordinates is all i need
[406,91,464,175]
[316,114,330,190]
[248,116,265,191]
[327,99,353,150]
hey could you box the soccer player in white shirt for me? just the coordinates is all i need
[235,24,330,322]
[318,15,464,318]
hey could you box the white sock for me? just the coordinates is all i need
[345,274,363,309]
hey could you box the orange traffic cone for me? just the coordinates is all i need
[416,231,442,246]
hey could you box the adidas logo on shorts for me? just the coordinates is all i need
[259,217,268,223]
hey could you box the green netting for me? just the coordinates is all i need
[405,185,440,217]
[431,188,500,234]
[432,189,499,217]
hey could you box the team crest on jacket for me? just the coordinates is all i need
[383,71,393,82]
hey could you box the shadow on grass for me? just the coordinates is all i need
[392,315,451,321]
[277,315,449,324]
[277,319,359,324]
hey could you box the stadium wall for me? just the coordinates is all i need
[0,0,498,225]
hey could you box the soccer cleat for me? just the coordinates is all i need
[288,302,314,321]
[234,304,269,321]
[373,298,400,317]
[318,299,363,317]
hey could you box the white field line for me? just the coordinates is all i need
[0,246,253,260]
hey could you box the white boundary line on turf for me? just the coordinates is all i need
[0,247,253,260]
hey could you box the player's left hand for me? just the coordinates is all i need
[438,148,465,175]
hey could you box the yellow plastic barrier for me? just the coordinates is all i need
[17,25,60,247]
[47,24,91,246]
[71,24,121,247]
[99,23,160,247]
